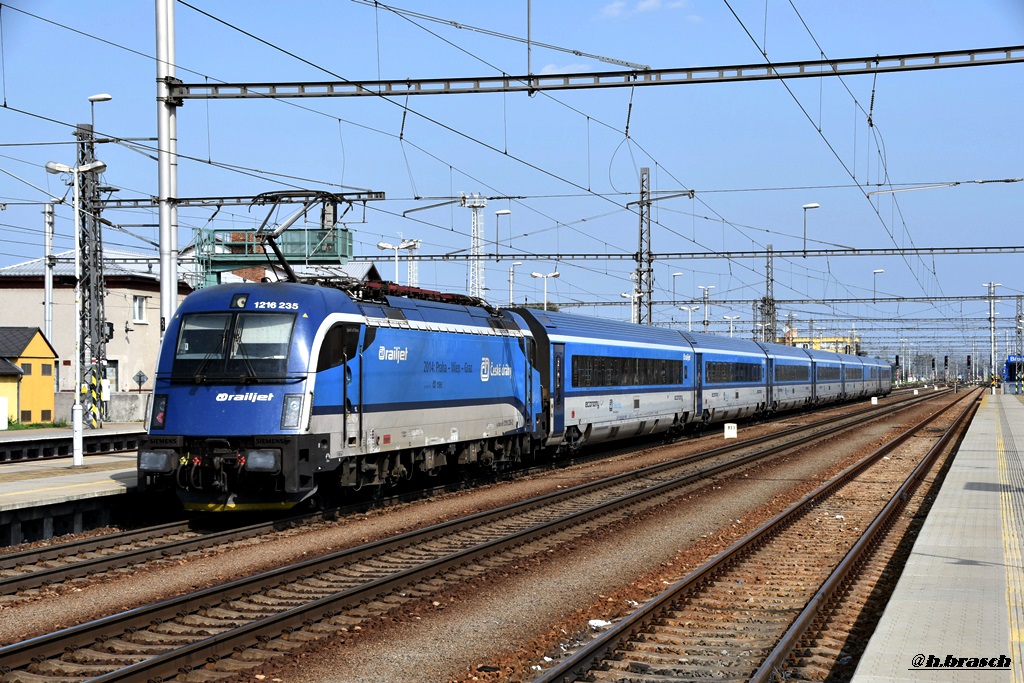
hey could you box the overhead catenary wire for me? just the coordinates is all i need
[0,2,1016,359]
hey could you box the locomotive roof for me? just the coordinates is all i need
[354,293,515,331]
[177,281,361,314]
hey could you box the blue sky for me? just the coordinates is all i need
[1,1,1022,371]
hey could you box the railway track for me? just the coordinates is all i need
[0,389,935,596]
[533,389,978,683]
[0,390,953,681]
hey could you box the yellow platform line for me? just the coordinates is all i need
[997,398,1024,682]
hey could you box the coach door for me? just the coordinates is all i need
[810,360,818,403]
[553,344,565,436]
[694,352,704,419]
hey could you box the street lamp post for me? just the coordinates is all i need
[671,271,683,305]
[621,292,642,324]
[88,93,112,132]
[377,241,402,283]
[680,305,699,332]
[495,209,511,259]
[872,269,884,303]
[531,270,559,311]
[45,158,107,467]
[698,285,715,332]
[724,314,740,337]
[508,261,522,306]
[377,238,417,285]
[802,202,820,258]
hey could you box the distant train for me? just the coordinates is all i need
[138,280,892,511]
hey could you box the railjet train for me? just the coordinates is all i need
[138,280,892,511]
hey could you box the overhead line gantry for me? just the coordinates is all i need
[151,23,1022,328]
[167,46,1024,100]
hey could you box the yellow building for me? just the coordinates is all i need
[788,334,860,354]
[0,328,58,424]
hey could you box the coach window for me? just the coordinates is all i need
[775,364,809,382]
[817,365,841,381]
[705,361,763,384]
[571,354,683,388]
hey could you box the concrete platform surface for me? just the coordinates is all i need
[853,393,1024,682]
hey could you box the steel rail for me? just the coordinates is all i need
[533,389,975,683]
[0,390,939,678]
[72,391,952,682]
[0,390,929,592]
[750,391,981,681]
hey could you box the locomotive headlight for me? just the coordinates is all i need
[244,449,280,473]
[281,393,303,430]
[139,449,176,473]
[150,394,168,431]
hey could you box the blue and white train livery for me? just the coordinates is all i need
[138,280,892,511]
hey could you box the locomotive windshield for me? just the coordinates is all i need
[172,312,296,382]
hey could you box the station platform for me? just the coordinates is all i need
[853,392,1024,682]
[0,422,145,462]
[0,424,142,544]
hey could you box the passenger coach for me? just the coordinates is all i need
[682,331,768,423]
[513,308,695,448]
[804,348,844,405]
[757,341,814,412]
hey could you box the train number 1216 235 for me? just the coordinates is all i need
[253,301,299,310]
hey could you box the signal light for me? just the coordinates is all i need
[944,355,949,367]
[895,354,900,366]
[967,355,972,367]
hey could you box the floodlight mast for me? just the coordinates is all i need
[45,156,107,466]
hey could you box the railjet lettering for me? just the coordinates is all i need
[480,357,512,382]
[216,392,275,402]
[378,346,409,362]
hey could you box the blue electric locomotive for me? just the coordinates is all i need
[139,279,892,512]
[139,281,543,511]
